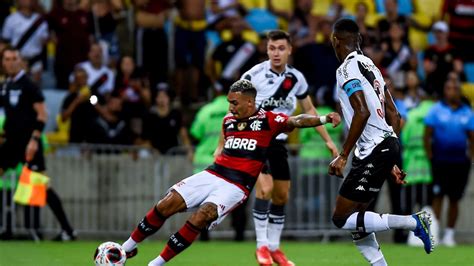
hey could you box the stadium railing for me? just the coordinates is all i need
[1,143,473,242]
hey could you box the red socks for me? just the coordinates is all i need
[131,206,167,242]
[159,221,201,262]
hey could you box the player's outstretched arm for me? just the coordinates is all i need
[287,112,341,130]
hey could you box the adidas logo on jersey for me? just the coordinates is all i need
[227,123,234,129]
[355,185,365,191]
[260,97,294,109]
[224,137,257,151]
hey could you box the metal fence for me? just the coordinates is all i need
[1,144,473,242]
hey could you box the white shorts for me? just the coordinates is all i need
[171,170,248,230]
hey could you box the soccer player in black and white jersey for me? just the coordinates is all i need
[328,18,434,265]
[241,30,338,266]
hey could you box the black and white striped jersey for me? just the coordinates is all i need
[241,60,308,140]
[336,51,396,159]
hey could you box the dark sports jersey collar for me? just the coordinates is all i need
[343,50,363,62]
[6,70,26,83]
[234,109,262,122]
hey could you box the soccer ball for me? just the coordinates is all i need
[94,241,127,265]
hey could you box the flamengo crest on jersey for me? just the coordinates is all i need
[336,51,396,159]
[206,109,289,193]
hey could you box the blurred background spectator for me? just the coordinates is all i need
[423,21,464,97]
[60,67,97,143]
[75,42,115,96]
[133,0,171,88]
[141,86,193,158]
[48,0,91,90]
[113,55,151,140]
[173,0,207,104]
[89,0,122,67]
[424,78,474,246]
[441,0,474,62]
[2,0,49,83]
[88,94,133,145]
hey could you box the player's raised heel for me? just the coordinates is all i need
[270,249,295,266]
[126,247,138,259]
[255,246,273,266]
[412,211,435,254]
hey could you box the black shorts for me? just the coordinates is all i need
[339,137,401,203]
[261,139,290,181]
[432,161,470,201]
[0,136,45,172]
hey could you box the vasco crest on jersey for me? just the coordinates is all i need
[282,74,295,90]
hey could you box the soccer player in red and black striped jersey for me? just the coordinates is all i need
[121,80,341,266]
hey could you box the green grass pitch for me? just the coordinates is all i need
[0,240,473,265]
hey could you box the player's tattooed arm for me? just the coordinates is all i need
[287,112,341,130]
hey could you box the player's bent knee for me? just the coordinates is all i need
[272,190,289,205]
[156,191,185,217]
[332,214,348,229]
[256,188,272,200]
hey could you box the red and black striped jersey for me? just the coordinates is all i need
[443,0,474,43]
[206,109,290,194]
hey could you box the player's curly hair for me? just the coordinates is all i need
[229,80,257,98]
[333,18,359,34]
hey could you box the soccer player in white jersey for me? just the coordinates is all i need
[241,30,338,266]
[328,18,434,265]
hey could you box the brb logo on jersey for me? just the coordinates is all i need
[224,137,257,151]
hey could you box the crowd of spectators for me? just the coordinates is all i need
[0,0,472,150]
